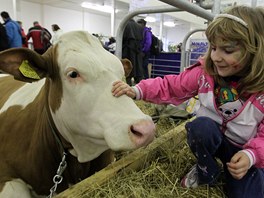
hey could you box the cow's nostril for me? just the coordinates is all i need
[130,125,143,137]
[129,120,155,148]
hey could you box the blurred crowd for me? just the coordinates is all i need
[0,11,63,55]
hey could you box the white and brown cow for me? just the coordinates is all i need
[0,31,155,197]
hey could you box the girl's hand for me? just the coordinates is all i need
[226,152,250,180]
[112,80,136,99]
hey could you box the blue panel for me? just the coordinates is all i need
[149,52,181,78]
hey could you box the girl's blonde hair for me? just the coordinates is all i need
[204,6,264,94]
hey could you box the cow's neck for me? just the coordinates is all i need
[45,104,93,193]
[45,103,73,155]
[44,101,74,194]
[45,107,65,155]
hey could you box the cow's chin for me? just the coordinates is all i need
[68,137,110,163]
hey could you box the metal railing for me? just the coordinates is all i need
[149,50,206,78]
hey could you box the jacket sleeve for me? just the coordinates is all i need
[135,65,203,105]
[5,23,14,43]
[243,119,264,168]
[26,28,32,40]
[142,29,152,53]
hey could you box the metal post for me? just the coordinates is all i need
[111,0,116,36]
[251,0,257,7]
[159,14,163,39]
[180,29,206,72]
[159,0,215,21]
[12,0,17,20]
[211,0,221,14]
[82,8,85,30]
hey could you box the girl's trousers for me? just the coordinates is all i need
[185,116,264,198]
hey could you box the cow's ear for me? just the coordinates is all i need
[0,48,49,83]
[121,58,133,77]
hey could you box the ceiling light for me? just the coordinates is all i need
[163,21,176,27]
[81,2,114,13]
[145,16,156,23]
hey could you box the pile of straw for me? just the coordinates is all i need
[85,101,226,198]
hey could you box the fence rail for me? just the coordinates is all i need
[149,51,205,78]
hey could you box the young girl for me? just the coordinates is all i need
[112,5,264,198]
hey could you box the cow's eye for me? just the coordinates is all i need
[67,71,79,78]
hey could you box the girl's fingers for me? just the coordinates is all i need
[112,81,131,97]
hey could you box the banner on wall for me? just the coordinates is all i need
[129,0,150,11]
[189,39,208,65]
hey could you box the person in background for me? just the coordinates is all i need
[112,5,264,198]
[0,22,8,51]
[176,42,182,52]
[51,24,63,45]
[27,21,52,55]
[104,37,116,54]
[122,19,144,86]
[137,19,152,79]
[0,11,22,48]
[17,21,28,48]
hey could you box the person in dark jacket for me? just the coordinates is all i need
[122,19,144,85]
[27,21,52,55]
[0,22,8,51]
[0,11,22,48]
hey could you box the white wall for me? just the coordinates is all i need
[166,24,192,47]
[0,0,13,20]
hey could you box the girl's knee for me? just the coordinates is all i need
[185,117,222,145]
[191,116,215,125]
[185,117,216,136]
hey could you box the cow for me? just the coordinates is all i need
[0,31,155,197]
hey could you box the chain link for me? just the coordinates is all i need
[47,152,67,198]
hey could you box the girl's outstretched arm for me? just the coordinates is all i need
[112,80,136,99]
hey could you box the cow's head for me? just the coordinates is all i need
[0,31,155,162]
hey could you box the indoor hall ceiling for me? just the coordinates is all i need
[20,0,264,28]
[21,0,264,12]
[21,0,130,18]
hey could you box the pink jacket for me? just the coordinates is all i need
[134,61,264,168]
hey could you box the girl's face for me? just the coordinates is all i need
[210,38,248,77]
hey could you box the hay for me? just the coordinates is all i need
[84,101,226,198]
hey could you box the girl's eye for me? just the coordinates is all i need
[67,71,79,78]
[224,50,234,54]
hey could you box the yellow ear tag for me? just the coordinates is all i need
[19,60,40,80]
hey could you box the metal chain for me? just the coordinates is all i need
[47,152,67,198]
